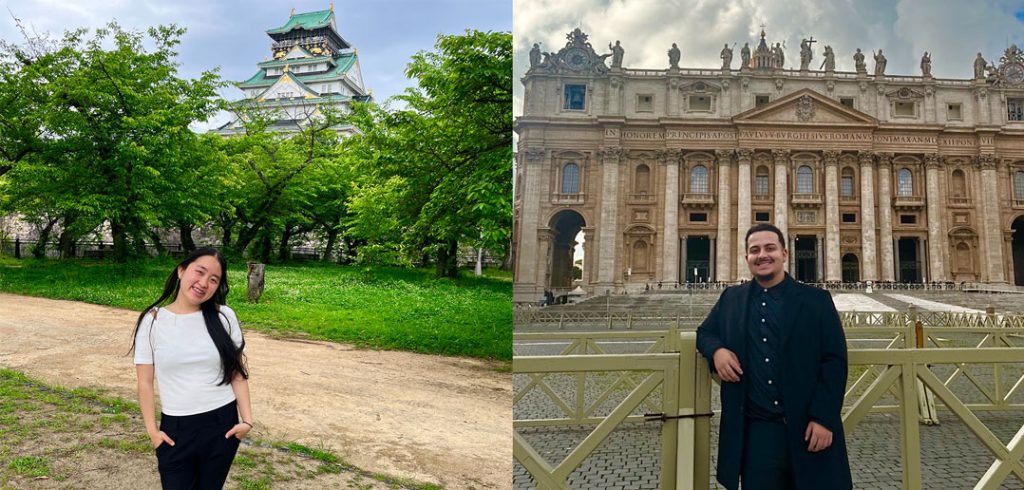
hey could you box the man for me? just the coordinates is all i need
[697,224,851,489]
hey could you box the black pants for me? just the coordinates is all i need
[741,418,795,490]
[156,400,241,490]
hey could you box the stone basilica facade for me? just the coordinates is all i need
[513,29,1024,303]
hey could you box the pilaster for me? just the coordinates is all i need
[979,155,1006,282]
[596,146,623,286]
[513,148,547,302]
[824,151,841,282]
[715,150,734,282]
[877,153,895,281]
[859,151,878,281]
[924,154,947,281]
[773,149,790,272]
[736,149,753,280]
[660,149,681,284]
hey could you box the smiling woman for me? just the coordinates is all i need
[128,247,254,489]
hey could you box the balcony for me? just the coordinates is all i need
[839,195,858,203]
[752,193,772,204]
[680,193,716,209]
[790,193,823,208]
[893,195,925,210]
[948,196,972,208]
[552,193,585,205]
[1013,199,1024,209]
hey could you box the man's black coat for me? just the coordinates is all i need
[696,277,852,489]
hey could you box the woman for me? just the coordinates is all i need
[130,248,253,489]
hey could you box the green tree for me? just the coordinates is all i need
[0,23,224,261]
[346,30,512,277]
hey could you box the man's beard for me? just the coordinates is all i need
[752,260,778,281]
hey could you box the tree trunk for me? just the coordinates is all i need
[278,225,294,262]
[220,216,234,250]
[256,232,272,264]
[435,239,459,278]
[322,229,338,262]
[32,218,59,259]
[148,230,166,255]
[179,223,196,253]
[246,262,265,303]
[111,220,129,262]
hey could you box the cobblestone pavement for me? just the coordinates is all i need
[514,291,1024,489]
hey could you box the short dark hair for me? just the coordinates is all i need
[745,223,786,251]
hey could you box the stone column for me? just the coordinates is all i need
[596,147,623,286]
[773,149,790,271]
[924,154,947,281]
[513,148,546,302]
[823,150,841,282]
[876,153,896,282]
[859,151,878,281]
[661,149,681,284]
[536,229,554,291]
[736,149,753,280]
[715,149,734,282]
[979,155,1007,282]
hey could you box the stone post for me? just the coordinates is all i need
[736,149,753,280]
[596,147,623,286]
[512,148,546,302]
[247,262,265,303]
[979,156,1007,282]
[715,149,734,282]
[773,149,790,272]
[877,153,896,281]
[859,151,878,281]
[823,151,841,281]
[924,154,947,281]
[661,149,681,284]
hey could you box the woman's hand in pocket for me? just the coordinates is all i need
[225,423,252,440]
[150,430,175,449]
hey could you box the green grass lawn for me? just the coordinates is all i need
[0,257,511,361]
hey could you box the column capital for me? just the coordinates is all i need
[600,146,623,163]
[822,150,840,166]
[737,148,754,163]
[858,150,875,166]
[655,148,683,165]
[924,153,941,169]
[715,149,736,165]
[772,149,790,164]
[976,154,997,170]
[523,148,546,163]
[876,152,894,167]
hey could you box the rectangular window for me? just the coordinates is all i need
[894,101,915,117]
[689,95,712,111]
[839,97,855,108]
[755,175,769,196]
[1009,99,1024,122]
[841,176,855,196]
[900,214,917,225]
[636,94,654,112]
[842,213,857,223]
[689,213,708,222]
[947,103,963,121]
[755,211,770,222]
[564,84,586,110]
[755,95,770,108]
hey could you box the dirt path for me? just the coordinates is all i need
[0,293,511,490]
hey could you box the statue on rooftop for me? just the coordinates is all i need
[720,43,733,70]
[668,43,681,69]
[799,37,816,70]
[740,42,751,70]
[609,40,624,68]
[873,49,887,77]
[853,48,866,74]
[529,43,542,68]
[974,53,987,79]
[920,51,931,77]
[773,42,785,68]
[820,45,835,72]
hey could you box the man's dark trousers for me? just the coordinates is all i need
[741,418,794,490]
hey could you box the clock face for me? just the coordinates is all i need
[565,47,588,70]
[1004,63,1024,84]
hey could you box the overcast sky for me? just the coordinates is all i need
[513,0,1024,118]
[0,0,511,130]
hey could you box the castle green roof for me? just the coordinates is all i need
[257,55,336,69]
[266,10,333,34]
[238,54,358,89]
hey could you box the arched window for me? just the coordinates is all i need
[690,165,709,193]
[634,164,650,194]
[1015,171,1024,200]
[562,163,580,194]
[951,169,967,198]
[840,167,855,197]
[632,240,648,272]
[796,165,813,194]
[897,168,913,197]
[755,166,770,196]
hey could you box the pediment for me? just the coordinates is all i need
[257,73,318,101]
[283,45,313,60]
[733,89,877,126]
[679,80,722,94]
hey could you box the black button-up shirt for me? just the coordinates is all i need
[745,275,791,421]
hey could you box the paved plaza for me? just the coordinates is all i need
[514,289,1024,489]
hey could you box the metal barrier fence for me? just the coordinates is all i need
[514,321,1024,489]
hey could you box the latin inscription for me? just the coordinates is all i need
[739,130,872,142]
[873,134,937,144]
[939,136,975,147]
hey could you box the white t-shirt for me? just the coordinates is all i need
[134,305,244,416]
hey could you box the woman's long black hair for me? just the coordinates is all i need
[129,247,248,385]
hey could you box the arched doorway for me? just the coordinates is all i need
[1013,216,1024,286]
[549,210,585,290]
[841,254,859,283]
